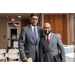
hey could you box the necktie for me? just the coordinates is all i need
[34,27,37,43]
[47,35,49,44]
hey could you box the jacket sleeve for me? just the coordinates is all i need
[18,28,26,59]
[57,36,66,62]
[39,40,44,62]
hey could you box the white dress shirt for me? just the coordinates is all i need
[31,25,38,38]
[45,33,51,40]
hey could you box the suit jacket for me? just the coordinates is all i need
[18,25,43,62]
[39,33,66,62]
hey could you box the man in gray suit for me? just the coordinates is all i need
[39,23,66,62]
[18,13,43,62]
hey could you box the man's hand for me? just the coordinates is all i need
[57,33,62,39]
[22,57,28,62]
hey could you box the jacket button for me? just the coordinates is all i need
[52,51,53,52]
[52,44,54,46]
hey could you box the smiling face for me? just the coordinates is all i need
[30,16,39,27]
[43,23,51,35]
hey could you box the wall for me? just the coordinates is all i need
[0,13,74,49]
[21,19,30,29]
[44,14,68,45]
[0,19,21,49]
[41,13,75,45]
[39,14,42,27]
[69,13,75,45]
[0,19,7,49]
[0,18,34,49]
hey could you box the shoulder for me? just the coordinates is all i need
[51,33,61,41]
[51,33,56,35]
[37,26,43,33]
[21,25,30,31]
[22,25,29,29]
[51,33,57,37]
[37,26,43,30]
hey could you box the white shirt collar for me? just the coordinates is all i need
[45,32,51,40]
[45,32,51,37]
[31,24,37,29]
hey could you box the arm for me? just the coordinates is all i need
[18,28,27,62]
[57,36,66,62]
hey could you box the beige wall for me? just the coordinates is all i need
[0,19,7,49]
[0,17,43,48]
[0,19,21,49]
[69,13,75,45]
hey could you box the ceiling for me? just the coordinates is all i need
[0,13,41,20]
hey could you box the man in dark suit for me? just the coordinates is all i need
[39,23,66,62]
[18,13,43,62]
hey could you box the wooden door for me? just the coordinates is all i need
[44,14,68,45]
[62,14,68,45]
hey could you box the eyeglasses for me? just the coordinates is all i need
[30,18,38,20]
[44,27,50,29]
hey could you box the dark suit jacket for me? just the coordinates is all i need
[18,25,43,61]
[39,33,66,62]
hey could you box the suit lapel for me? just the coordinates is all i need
[36,26,40,44]
[49,33,53,46]
[43,35,49,46]
[28,25,35,44]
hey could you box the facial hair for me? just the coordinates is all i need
[44,31,51,35]
[31,22,37,27]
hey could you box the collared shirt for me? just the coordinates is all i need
[31,25,38,38]
[45,33,51,40]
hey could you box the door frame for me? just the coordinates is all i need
[7,21,21,47]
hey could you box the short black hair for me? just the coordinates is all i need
[30,13,39,19]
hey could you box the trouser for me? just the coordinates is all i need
[34,52,39,62]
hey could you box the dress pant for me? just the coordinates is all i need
[34,52,39,62]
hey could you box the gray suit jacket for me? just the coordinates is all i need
[39,33,66,62]
[18,25,43,61]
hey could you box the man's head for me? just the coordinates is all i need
[30,13,39,27]
[43,23,51,35]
